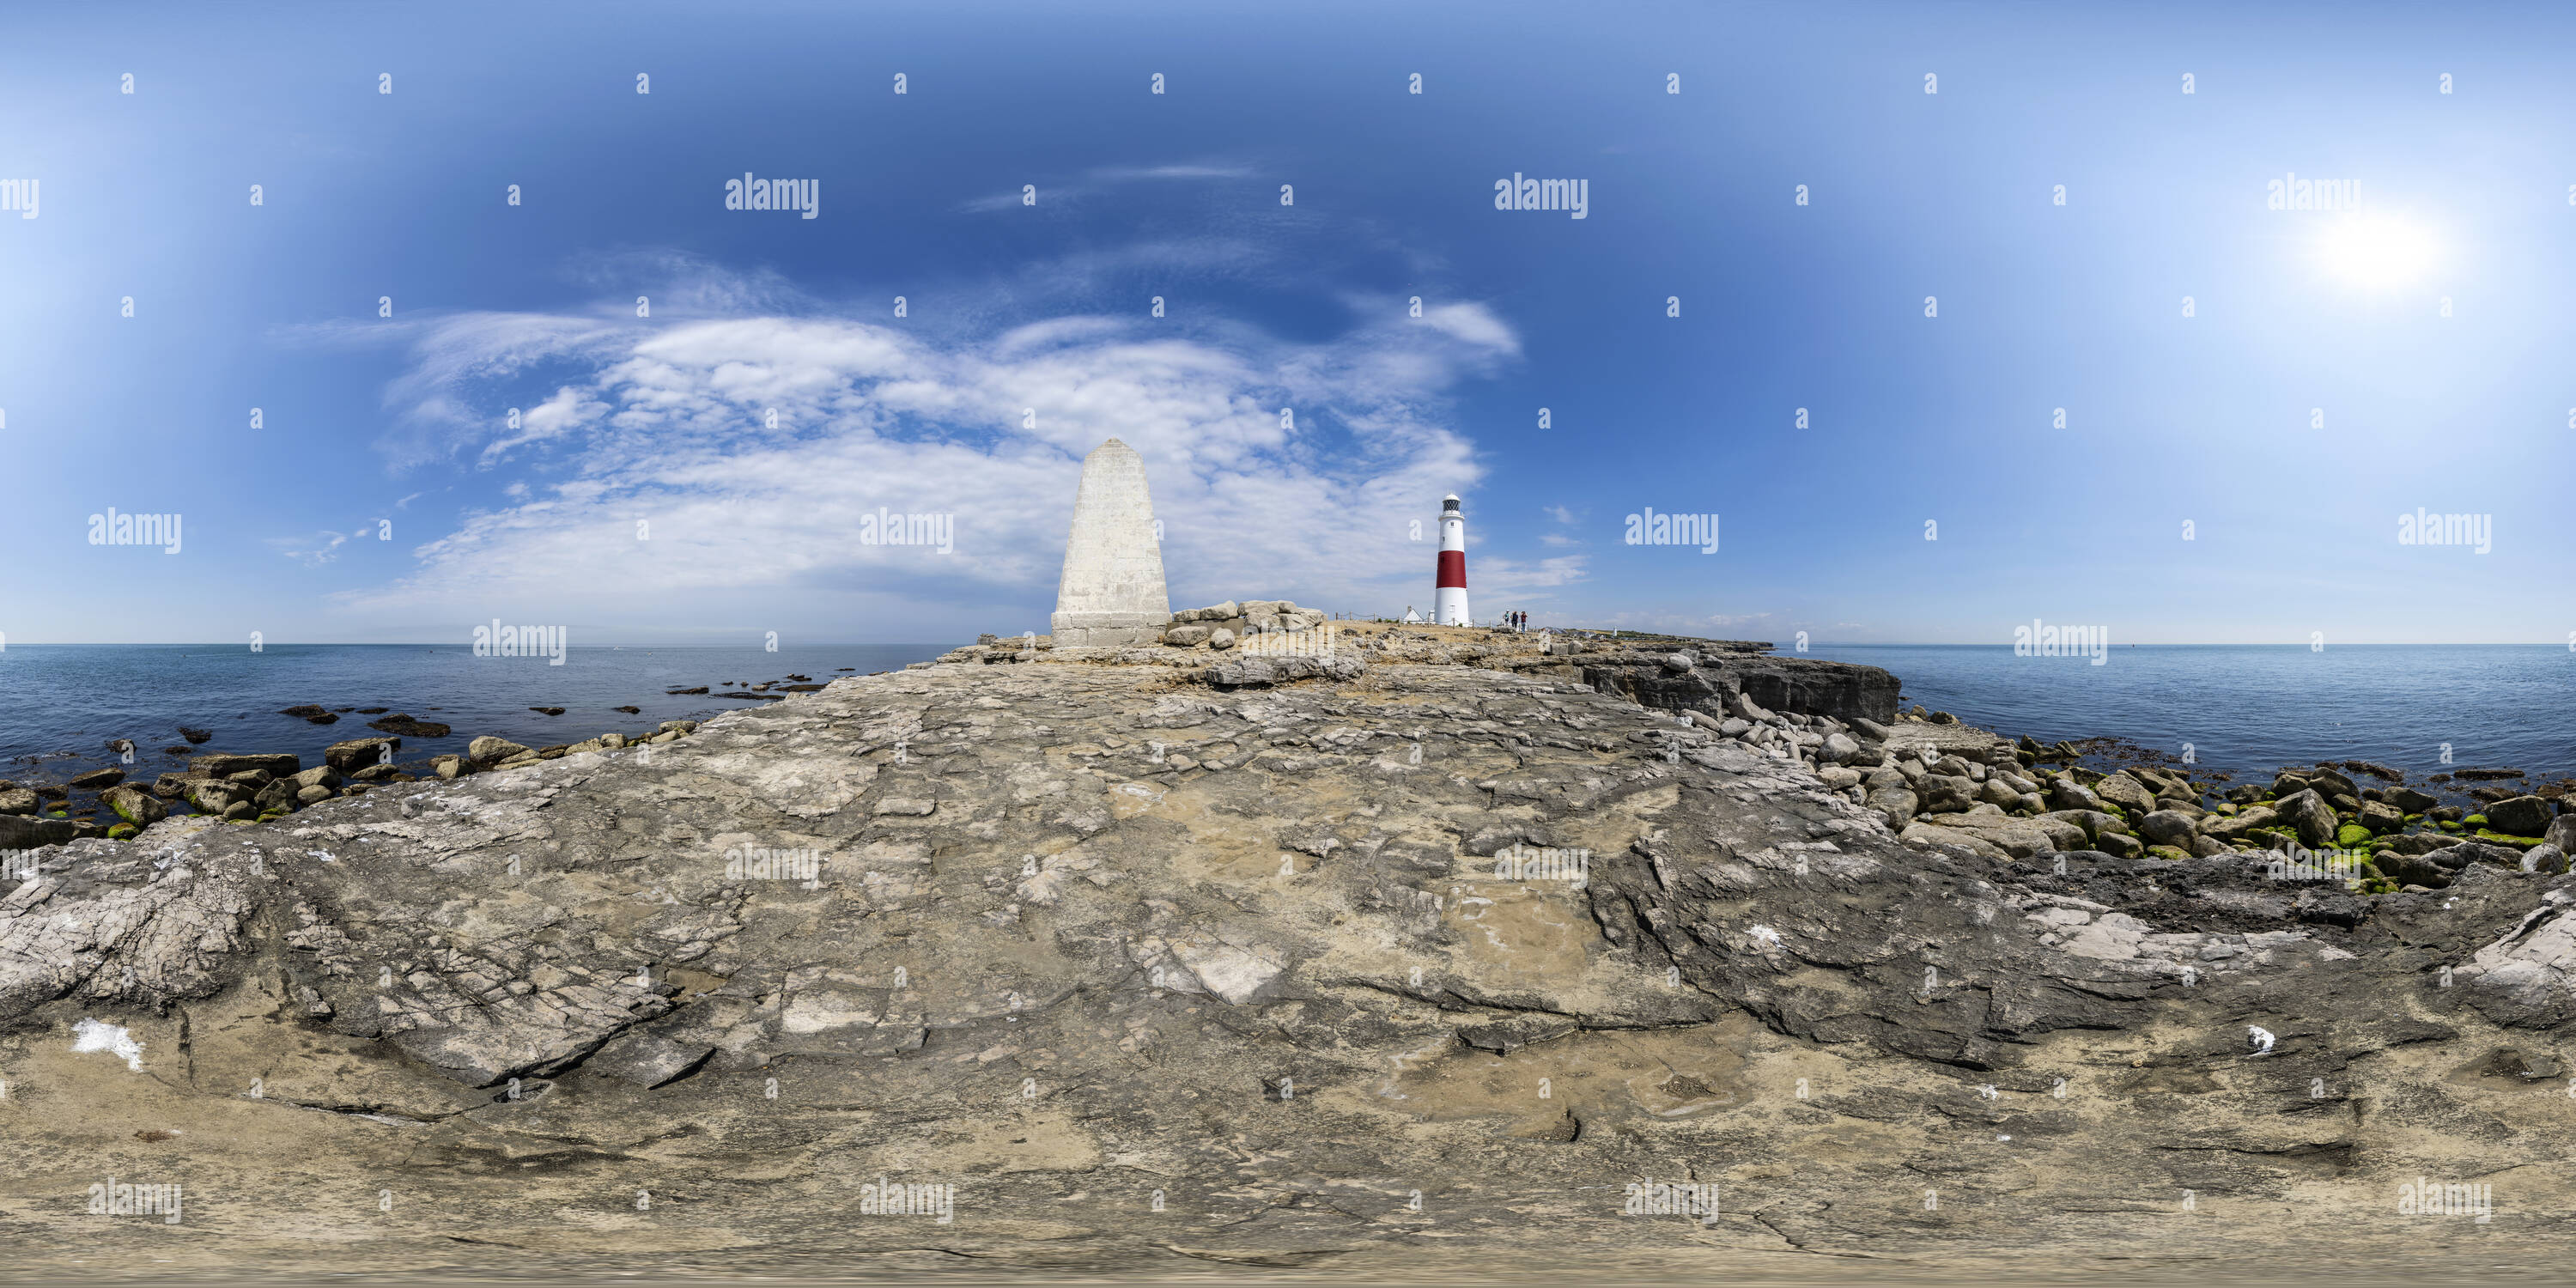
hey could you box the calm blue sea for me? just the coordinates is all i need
[1,642,2568,792]
[1803,644,2576,782]
[0,644,948,783]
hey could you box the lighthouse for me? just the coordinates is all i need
[1435,494,1472,626]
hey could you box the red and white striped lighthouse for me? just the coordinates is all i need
[1435,494,1472,626]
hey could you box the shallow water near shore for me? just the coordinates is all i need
[1802,643,2576,781]
[0,644,948,781]
[4,641,2570,791]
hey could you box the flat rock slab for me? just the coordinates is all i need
[0,656,2570,1275]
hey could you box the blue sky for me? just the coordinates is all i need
[4,0,2572,646]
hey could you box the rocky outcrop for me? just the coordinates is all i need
[1,653,2572,1274]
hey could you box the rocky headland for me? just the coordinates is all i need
[3,623,2573,1279]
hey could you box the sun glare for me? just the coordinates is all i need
[2315,214,2441,289]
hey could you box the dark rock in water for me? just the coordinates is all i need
[31,785,67,800]
[835,666,855,671]
[614,705,641,714]
[160,745,191,756]
[279,705,341,725]
[2456,768,2526,781]
[368,714,452,738]
[178,726,213,744]
[2337,760,2404,782]
[2387,786,2439,813]
[68,768,125,790]
[190,752,301,778]
[785,674,812,682]
[713,692,783,701]
[666,687,709,695]
[356,708,389,714]
[530,707,567,716]
[779,684,826,693]
[325,737,403,772]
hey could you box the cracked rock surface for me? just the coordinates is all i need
[3,655,2572,1279]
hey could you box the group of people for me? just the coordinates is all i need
[1393,608,1536,630]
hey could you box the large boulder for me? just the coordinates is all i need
[2137,810,2198,848]
[2386,786,2439,814]
[1918,775,1981,814]
[2548,815,2576,853]
[2377,850,2450,888]
[100,784,167,827]
[2030,815,2091,851]
[2275,789,2339,849]
[0,813,76,849]
[325,737,403,772]
[2094,773,2157,816]
[187,781,247,814]
[2202,805,2281,843]
[2485,796,2553,837]
[253,779,301,814]
[2044,808,2130,842]
[1162,624,1213,647]
[2357,800,2406,835]
[190,753,301,779]
[1866,786,1919,827]
[0,787,36,817]
[468,737,532,765]
[2048,778,2105,813]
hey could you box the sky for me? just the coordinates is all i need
[3,0,2572,647]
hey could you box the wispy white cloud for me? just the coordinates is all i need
[327,271,1525,632]
[272,530,352,567]
[961,161,1259,213]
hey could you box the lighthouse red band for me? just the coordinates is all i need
[1435,495,1472,626]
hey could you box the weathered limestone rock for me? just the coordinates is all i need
[1048,438,1170,647]
[2,647,2573,1275]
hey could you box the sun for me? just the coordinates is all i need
[2314,214,2441,289]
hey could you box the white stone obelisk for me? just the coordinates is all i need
[1435,494,1472,626]
[1050,439,1171,647]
